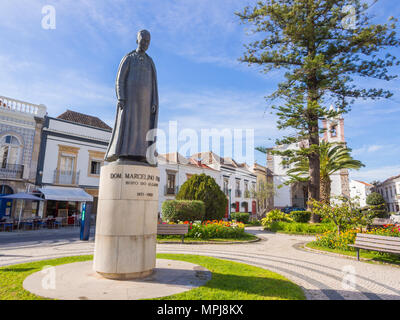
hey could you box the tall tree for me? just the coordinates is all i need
[286,141,365,204]
[237,0,399,216]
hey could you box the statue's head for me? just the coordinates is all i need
[136,30,151,52]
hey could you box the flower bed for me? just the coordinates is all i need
[158,220,248,240]
[314,224,400,251]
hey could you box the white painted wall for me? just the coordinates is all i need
[157,162,221,212]
[41,118,111,188]
[377,177,400,212]
[350,180,373,207]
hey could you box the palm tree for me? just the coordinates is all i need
[287,141,364,204]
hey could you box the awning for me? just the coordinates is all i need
[38,186,93,202]
[0,192,44,201]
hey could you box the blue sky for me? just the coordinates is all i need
[0,0,399,183]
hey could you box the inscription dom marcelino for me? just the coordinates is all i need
[110,173,160,190]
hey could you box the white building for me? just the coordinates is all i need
[157,152,220,211]
[36,110,112,219]
[156,151,258,217]
[376,174,400,213]
[190,151,258,215]
[266,107,350,209]
[350,180,374,207]
[0,95,47,219]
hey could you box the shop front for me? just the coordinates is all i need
[37,186,93,225]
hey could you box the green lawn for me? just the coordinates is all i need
[306,241,400,266]
[0,254,305,300]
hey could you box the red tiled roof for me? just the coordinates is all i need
[57,109,112,131]
[354,180,374,187]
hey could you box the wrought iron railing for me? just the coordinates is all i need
[0,164,24,179]
[54,170,80,185]
[165,186,179,196]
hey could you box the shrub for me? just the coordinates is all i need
[366,192,387,218]
[314,229,358,250]
[261,209,292,227]
[230,212,250,224]
[289,211,311,223]
[176,174,227,221]
[268,221,335,234]
[309,197,371,235]
[161,200,205,222]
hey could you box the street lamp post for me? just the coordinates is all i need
[228,184,232,220]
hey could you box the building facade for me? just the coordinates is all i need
[0,95,47,219]
[36,110,112,219]
[190,151,258,215]
[349,180,374,208]
[157,152,220,211]
[376,174,400,213]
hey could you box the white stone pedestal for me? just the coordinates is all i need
[93,163,160,280]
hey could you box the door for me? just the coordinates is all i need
[0,185,13,219]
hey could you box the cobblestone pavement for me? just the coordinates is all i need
[1,227,400,300]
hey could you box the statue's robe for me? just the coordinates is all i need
[105,50,159,163]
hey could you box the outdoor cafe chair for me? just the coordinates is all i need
[1,219,14,232]
[21,218,34,230]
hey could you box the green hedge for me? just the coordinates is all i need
[289,211,311,223]
[176,174,227,220]
[267,221,335,234]
[230,212,250,224]
[162,200,205,222]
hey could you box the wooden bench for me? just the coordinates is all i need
[157,224,189,243]
[367,218,392,231]
[349,233,400,261]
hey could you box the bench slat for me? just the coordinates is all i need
[157,224,189,235]
[355,237,400,246]
[356,233,400,242]
[351,233,400,259]
[350,244,400,255]
[354,241,400,251]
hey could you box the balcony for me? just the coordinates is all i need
[165,185,179,196]
[235,189,242,198]
[54,170,80,185]
[0,164,24,179]
[0,96,46,117]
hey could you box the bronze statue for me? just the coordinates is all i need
[105,30,159,165]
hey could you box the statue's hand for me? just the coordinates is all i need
[117,100,125,110]
[151,105,157,114]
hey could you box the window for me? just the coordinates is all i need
[87,150,105,178]
[57,145,80,185]
[330,125,337,137]
[90,160,101,175]
[235,179,241,197]
[223,178,229,195]
[166,171,177,195]
[244,180,249,198]
[282,157,290,169]
[0,135,21,168]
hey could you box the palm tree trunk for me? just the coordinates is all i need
[320,176,331,205]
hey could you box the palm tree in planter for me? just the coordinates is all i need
[286,141,364,204]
